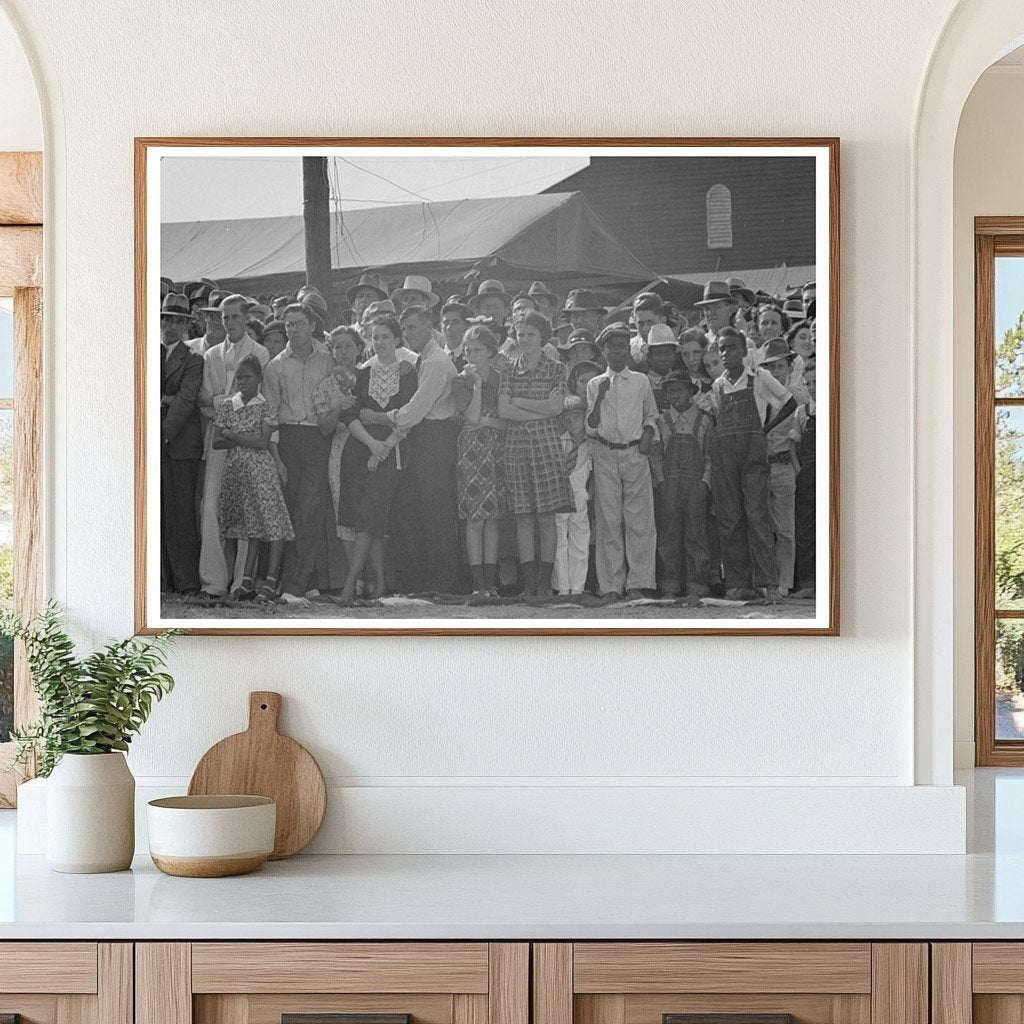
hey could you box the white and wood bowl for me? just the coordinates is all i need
[147,795,276,877]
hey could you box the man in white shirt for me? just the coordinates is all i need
[264,303,335,604]
[708,327,796,601]
[586,323,660,599]
[196,294,270,597]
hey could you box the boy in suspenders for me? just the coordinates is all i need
[655,373,713,598]
[708,328,796,600]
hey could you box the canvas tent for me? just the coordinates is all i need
[161,191,656,301]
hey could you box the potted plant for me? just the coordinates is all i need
[2,603,178,873]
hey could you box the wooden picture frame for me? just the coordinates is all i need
[136,137,839,636]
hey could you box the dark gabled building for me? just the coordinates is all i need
[542,156,817,276]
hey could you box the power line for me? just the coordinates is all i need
[336,157,434,202]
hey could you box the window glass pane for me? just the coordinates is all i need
[997,407,1024,609]
[706,184,733,249]
[0,306,13,399]
[996,256,1024,397]
[997,620,1024,740]
[0,409,11,743]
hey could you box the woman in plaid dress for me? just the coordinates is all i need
[498,311,573,597]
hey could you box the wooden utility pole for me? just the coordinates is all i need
[302,156,333,326]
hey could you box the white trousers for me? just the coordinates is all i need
[592,442,656,594]
[198,445,246,596]
[769,460,796,593]
[553,510,590,594]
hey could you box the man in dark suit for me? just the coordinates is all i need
[159,293,204,595]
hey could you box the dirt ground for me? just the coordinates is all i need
[161,593,817,621]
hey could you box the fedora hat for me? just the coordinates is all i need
[527,280,559,302]
[468,279,510,311]
[249,302,273,321]
[346,272,389,305]
[564,288,607,313]
[645,323,679,350]
[726,276,755,304]
[160,293,195,320]
[391,274,440,308]
[781,298,806,321]
[694,281,736,306]
[198,288,229,313]
[181,280,210,301]
[760,337,795,366]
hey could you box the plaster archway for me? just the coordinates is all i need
[913,0,1024,785]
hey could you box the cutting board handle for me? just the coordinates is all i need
[248,691,282,734]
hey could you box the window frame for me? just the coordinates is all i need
[975,218,1024,765]
[0,151,43,807]
[706,182,733,249]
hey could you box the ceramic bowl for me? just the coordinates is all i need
[147,795,276,877]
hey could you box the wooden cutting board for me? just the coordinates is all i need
[188,691,326,859]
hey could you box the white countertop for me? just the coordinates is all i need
[0,768,1021,941]
[0,849,1021,940]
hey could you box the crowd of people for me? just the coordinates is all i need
[158,268,818,608]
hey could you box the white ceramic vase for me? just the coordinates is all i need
[46,752,135,873]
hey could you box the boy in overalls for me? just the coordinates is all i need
[655,372,713,598]
[790,356,817,599]
[709,328,796,600]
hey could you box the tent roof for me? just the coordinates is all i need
[161,191,655,286]
[669,265,817,296]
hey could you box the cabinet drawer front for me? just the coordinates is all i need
[192,944,491,994]
[573,944,872,994]
[196,993,458,1024]
[0,943,97,993]
[973,944,1024,992]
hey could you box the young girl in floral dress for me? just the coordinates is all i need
[212,355,294,600]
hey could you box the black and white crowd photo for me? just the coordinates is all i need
[142,142,835,633]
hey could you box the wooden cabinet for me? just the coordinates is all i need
[0,943,132,1024]
[932,943,1024,1024]
[136,944,528,1024]
[0,937,955,1024]
[532,944,928,1024]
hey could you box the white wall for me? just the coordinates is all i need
[952,66,1024,767]
[0,8,39,151]
[0,0,974,852]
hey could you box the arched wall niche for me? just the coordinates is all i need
[913,0,1024,784]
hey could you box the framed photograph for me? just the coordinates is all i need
[136,137,838,636]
